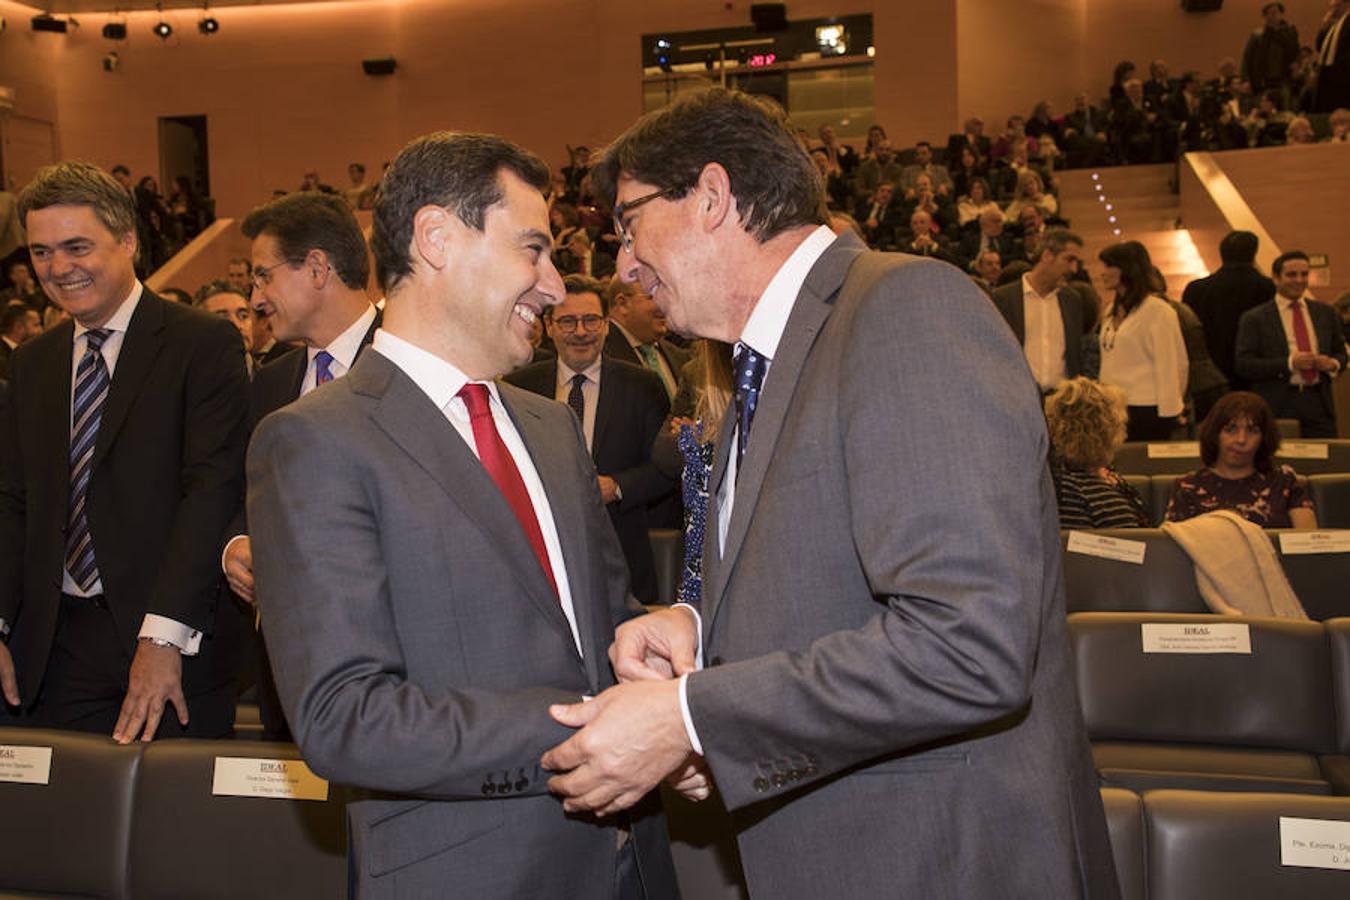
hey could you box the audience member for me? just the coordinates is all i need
[1045,377,1149,528]
[1244,89,1295,145]
[1284,115,1317,143]
[854,182,901,248]
[0,261,45,310]
[971,249,1004,295]
[1,161,248,741]
[0,300,42,379]
[1165,391,1316,528]
[1004,170,1058,222]
[1143,59,1175,110]
[1098,240,1188,440]
[902,209,956,262]
[505,274,675,604]
[816,124,859,177]
[224,257,252,297]
[1113,78,1164,163]
[810,147,852,211]
[955,176,1000,227]
[194,281,255,376]
[1182,230,1275,389]
[958,207,1020,270]
[1312,0,1350,112]
[900,140,953,198]
[1235,249,1346,437]
[341,162,375,209]
[1153,268,1229,424]
[855,139,904,200]
[1242,3,1301,99]
[604,278,689,400]
[948,145,987,200]
[946,116,992,166]
[1110,60,1138,109]
[1062,93,1111,168]
[992,229,1092,392]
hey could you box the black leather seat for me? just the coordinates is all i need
[0,727,142,899]
[1060,530,1206,614]
[1099,787,1145,900]
[1143,790,1350,899]
[1308,474,1350,528]
[1115,440,1350,476]
[128,739,347,900]
[1070,612,1338,793]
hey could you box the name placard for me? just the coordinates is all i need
[0,745,52,785]
[1280,817,1350,870]
[1279,531,1350,555]
[1141,623,1251,654]
[1146,442,1200,458]
[212,757,329,801]
[1277,442,1330,460]
[1066,531,1147,565]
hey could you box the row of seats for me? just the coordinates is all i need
[1060,528,1350,620]
[1113,439,1350,476]
[1070,613,1350,796]
[1117,472,1350,527]
[4,724,1346,899]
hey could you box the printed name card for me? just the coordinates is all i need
[1141,623,1251,654]
[212,757,329,802]
[0,745,52,785]
[1066,531,1147,565]
[1279,531,1350,555]
[1280,817,1350,870]
[1146,442,1200,458]
[1277,442,1330,460]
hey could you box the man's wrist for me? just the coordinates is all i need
[139,636,180,650]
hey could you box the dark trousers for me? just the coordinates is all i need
[1270,383,1338,438]
[1126,406,1178,441]
[14,594,235,739]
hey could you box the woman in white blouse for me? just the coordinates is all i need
[1097,240,1188,440]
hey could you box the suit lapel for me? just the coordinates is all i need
[703,235,864,630]
[354,354,576,649]
[93,291,165,470]
[1058,289,1082,374]
[501,388,603,686]
[1009,281,1028,344]
[39,322,76,488]
[592,358,618,462]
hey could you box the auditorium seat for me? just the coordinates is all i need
[128,739,347,900]
[649,528,685,606]
[1098,788,1145,900]
[0,728,141,899]
[1142,790,1350,899]
[1069,613,1338,794]
[1114,439,1350,476]
[1309,474,1350,528]
[1328,618,1350,790]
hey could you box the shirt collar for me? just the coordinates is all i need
[370,328,503,412]
[738,225,837,360]
[1022,273,1058,302]
[609,319,641,349]
[557,354,602,386]
[1278,292,1315,310]
[73,280,142,341]
[309,304,376,369]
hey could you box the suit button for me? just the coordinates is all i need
[497,781,512,794]
[709,656,724,667]
[804,765,818,777]
[753,777,769,793]
[481,781,496,796]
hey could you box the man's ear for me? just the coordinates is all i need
[411,205,457,272]
[692,163,734,234]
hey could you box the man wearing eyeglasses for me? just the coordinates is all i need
[540,90,1119,898]
[219,190,379,741]
[506,274,674,605]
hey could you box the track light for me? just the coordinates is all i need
[153,20,172,40]
[198,17,219,35]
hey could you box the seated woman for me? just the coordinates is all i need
[1165,391,1317,528]
[1045,377,1150,528]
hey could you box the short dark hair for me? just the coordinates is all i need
[0,301,33,335]
[1272,250,1309,278]
[371,132,549,293]
[915,140,932,150]
[1038,228,1083,260]
[1262,3,1284,14]
[1198,391,1280,470]
[241,191,370,291]
[590,88,828,242]
[543,274,608,321]
[349,162,366,175]
[19,161,137,239]
[193,279,244,308]
[111,165,131,177]
[1218,230,1258,265]
[226,257,252,274]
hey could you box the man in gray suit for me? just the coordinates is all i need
[247,132,676,899]
[542,90,1119,898]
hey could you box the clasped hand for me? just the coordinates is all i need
[541,606,713,814]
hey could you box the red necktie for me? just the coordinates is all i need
[457,383,559,597]
[1290,299,1317,385]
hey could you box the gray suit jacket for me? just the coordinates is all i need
[247,350,675,899]
[685,234,1119,897]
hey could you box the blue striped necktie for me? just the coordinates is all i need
[66,328,111,593]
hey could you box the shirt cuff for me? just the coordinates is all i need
[0,617,9,639]
[221,534,248,575]
[677,673,703,756]
[139,615,203,656]
[671,602,704,669]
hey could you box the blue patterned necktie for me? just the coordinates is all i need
[66,328,111,592]
[733,343,768,477]
[314,349,335,386]
[566,372,586,422]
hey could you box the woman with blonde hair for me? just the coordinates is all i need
[1045,377,1150,528]
[1003,169,1058,222]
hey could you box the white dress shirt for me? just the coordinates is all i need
[64,281,202,654]
[371,329,583,656]
[553,356,602,451]
[1099,294,1188,418]
[1277,294,1339,386]
[679,224,839,754]
[1020,274,1067,391]
[299,304,377,396]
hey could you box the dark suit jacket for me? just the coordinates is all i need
[0,340,12,381]
[1235,298,1348,417]
[1182,263,1275,387]
[991,278,1092,382]
[686,235,1118,896]
[247,353,676,898]
[252,339,299,368]
[602,327,691,382]
[0,290,249,709]
[957,230,1022,269]
[505,356,674,604]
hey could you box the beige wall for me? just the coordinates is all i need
[0,0,1332,213]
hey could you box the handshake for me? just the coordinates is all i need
[540,605,712,815]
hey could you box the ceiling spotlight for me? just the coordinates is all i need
[199,17,219,35]
[31,14,69,33]
[153,20,172,40]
